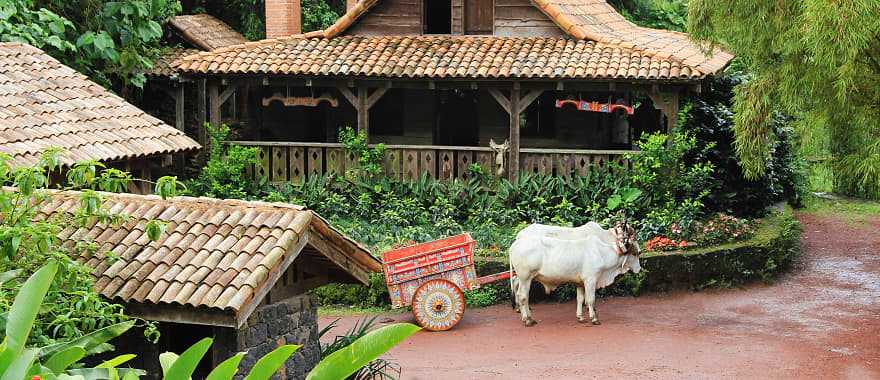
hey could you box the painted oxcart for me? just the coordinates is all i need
[382,233,511,331]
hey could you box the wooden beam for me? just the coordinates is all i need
[218,84,237,106]
[357,86,369,140]
[337,86,358,109]
[175,85,184,132]
[520,89,542,110]
[488,88,510,114]
[365,86,389,109]
[508,86,521,181]
[124,302,236,327]
[197,79,207,145]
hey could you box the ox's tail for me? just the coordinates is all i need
[509,259,517,310]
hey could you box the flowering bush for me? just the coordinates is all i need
[690,213,756,245]
[645,236,689,252]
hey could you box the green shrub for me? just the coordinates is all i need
[185,123,266,199]
[681,74,807,217]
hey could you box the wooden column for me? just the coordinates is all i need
[208,80,221,128]
[175,84,184,132]
[357,86,369,141]
[197,79,207,145]
[508,87,521,181]
[337,85,389,143]
[647,91,680,134]
[488,86,541,181]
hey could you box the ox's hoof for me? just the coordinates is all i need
[523,318,537,327]
[591,319,601,326]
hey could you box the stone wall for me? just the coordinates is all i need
[215,294,320,380]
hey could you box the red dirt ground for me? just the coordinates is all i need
[320,213,880,379]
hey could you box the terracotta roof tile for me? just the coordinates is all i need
[0,43,200,168]
[175,35,709,80]
[36,189,381,320]
[307,0,731,77]
[169,14,248,51]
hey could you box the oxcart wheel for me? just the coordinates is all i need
[412,279,465,331]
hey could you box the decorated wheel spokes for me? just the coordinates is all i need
[412,279,465,331]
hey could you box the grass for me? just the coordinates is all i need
[318,305,400,317]
[800,194,880,225]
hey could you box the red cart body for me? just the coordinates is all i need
[382,233,479,308]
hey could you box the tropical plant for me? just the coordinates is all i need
[1,0,181,94]
[0,150,178,346]
[309,322,419,380]
[1,261,419,379]
[689,0,880,199]
[0,262,144,380]
[318,316,401,380]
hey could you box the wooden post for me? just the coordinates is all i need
[175,84,184,132]
[207,80,221,155]
[666,92,679,133]
[197,79,207,145]
[508,86,521,181]
[357,86,369,142]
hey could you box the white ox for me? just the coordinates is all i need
[509,222,641,326]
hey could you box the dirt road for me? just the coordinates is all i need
[320,212,880,379]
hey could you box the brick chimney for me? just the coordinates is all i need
[265,0,301,38]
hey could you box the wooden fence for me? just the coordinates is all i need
[230,141,636,184]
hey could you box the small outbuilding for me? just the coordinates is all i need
[0,42,200,191]
[41,190,381,379]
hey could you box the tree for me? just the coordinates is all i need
[688,0,880,199]
[0,0,181,96]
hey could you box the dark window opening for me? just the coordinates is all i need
[522,92,556,138]
[435,90,478,145]
[465,0,493,34]
[425,0,452,34]
[369,90,404,136]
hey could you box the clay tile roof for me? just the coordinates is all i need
[38,189,380,327]
[147,47,201,77]
[175,35,710,81]
[168,14,248,51]
[528,0,731,74]
[0,42,200,168]
[312,0,732,77]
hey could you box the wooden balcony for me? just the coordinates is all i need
[230,141,636,183]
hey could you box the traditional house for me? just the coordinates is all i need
[0,42,200,191]
[172,0,733,182]
[146,14,250,143]
[41,189,381,379]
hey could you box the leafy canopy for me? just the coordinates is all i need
[0,0,181,94]
[688,0,880,198]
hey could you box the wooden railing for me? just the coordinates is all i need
[230,141,636,183]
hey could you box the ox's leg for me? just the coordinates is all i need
[576,285,586,323]
[516,275,537,326]
[584,278,600,325]
[511,276,520,313]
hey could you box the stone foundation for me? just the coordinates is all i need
[215,294,320,380]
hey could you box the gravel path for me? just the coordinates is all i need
[320,212,880,379]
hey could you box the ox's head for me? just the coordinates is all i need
[612,221,641,257]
